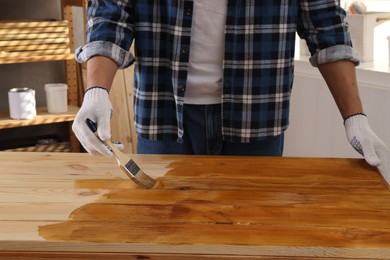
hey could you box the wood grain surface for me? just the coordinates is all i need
[0,152,389,259]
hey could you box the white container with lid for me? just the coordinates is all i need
[8,88,36,120]
[44,83,68,113]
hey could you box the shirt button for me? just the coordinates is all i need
[185,8,192,16]
[181,48,189,55]
[179,85,186,92]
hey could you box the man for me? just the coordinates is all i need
[72,1,387,172]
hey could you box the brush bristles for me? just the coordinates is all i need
[132,170,156,189]
[123,160,156,189]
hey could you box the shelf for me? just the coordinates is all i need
[0,105,78,129]
[0,54,75,65]
[62,0,85,7]
[3,141,72,152]
[0,20,74,64]
[0,1,85,152]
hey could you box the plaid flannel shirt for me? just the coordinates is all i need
[76,0,359,143]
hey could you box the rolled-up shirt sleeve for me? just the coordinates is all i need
[297,0,360,67]
[309,44,359,67]
[75,0,135,69]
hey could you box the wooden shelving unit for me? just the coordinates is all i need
[0,0,86,152]
[0,105,78,128]
[0,20,75,64]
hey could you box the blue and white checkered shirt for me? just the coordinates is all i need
[76,0,359,143]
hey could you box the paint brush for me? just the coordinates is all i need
[86,118,156,189]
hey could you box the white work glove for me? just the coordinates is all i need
[344,114,389,182]
[72,87,122,156]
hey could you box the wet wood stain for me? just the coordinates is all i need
[38,158,390,250]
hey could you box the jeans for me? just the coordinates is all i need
[137,104,284,156]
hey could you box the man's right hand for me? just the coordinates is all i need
[72,87,114,156]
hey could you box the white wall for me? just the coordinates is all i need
[290,1,390,159]
[285,59,390,159]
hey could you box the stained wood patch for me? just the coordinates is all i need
[1,153,389,258]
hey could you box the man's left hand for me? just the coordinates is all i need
[344,113,389,186]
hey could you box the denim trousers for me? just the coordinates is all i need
[137,104,284,156]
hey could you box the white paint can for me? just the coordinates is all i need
[8,88,36,120]
[44,83,68,113]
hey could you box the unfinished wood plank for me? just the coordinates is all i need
[3,142,72,153]
[0,26,68,35]
[0,38,69,47]
[0,49,71,59]
[0,187,108,204]
[0,32,69,41]
[0,54,74,64]
[0,203,89,221]
[0,20,68,29]
[0,176,127,189]
[62,0,85,7]
[110,69,135,153]
[0,44,68,52]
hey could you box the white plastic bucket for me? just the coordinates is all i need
[44,83,68,113]
[8,88,36,120]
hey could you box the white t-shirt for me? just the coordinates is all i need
[184,0,227,104]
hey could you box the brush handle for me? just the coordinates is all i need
[85,118,155,188]
[85,118,99,134]
[85,118,128,166]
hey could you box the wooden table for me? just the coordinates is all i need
[1,152,389,259]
